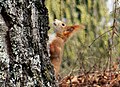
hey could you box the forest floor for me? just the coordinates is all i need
[59,65,120,87]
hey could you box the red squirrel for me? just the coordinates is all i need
[49,19,85,78]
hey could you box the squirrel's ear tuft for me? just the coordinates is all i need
[72,24,85,29]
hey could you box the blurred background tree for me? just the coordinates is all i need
[46,0,120,77]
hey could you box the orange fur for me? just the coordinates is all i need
[49,19,85,78]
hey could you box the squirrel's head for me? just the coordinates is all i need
[53,19,66,33]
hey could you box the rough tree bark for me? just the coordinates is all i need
[0,0,57,87]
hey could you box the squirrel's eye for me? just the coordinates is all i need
[53,23,56,26]
[62,23,65,26]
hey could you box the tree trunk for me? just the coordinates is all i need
[0,0,57,87]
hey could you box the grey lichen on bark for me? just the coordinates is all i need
[0,0,57,87]
[0,14,9,87]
